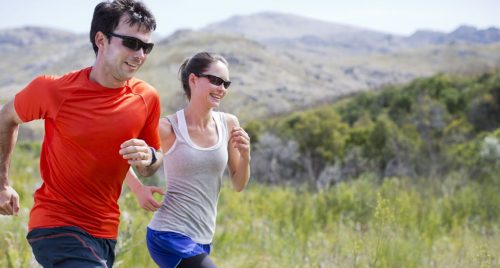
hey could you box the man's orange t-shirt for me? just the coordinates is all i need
[14,67,161,239]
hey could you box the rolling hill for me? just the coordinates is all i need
[1,12,500,123]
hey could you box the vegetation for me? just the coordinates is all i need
[249,70,500,189]
[2,149,498,267]
[1,71,499,267]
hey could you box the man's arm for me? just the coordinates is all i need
[124,167,164,211]
[119,139,163,177]
[0,100,23,215]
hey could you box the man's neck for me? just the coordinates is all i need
[89,64,127,89]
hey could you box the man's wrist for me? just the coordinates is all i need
[0,178,10,191]
[147,147,157,167]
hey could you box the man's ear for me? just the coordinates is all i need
[94,31,108,52]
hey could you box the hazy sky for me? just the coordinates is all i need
[2,0,499,37]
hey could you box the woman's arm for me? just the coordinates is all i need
[225,113,251,192]
[159,117,176,153]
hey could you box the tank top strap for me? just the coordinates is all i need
[173,109,228,149]
[166,114,185,143]
[214,111,228,144]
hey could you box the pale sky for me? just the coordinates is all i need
[1,0,499,37]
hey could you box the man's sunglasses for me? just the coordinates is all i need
[196,74,231,89]
[106,32,154,54]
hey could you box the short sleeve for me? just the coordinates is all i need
[139,91,161,150]
[14,75,60,122]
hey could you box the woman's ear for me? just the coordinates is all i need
[188,73,198,89]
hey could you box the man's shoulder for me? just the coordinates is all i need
[127,77,157,94]
[34,67,90,85]
[127,78,160,108]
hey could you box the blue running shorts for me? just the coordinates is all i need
[146,227,211,268]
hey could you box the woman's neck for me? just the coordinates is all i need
[184,104,213,128]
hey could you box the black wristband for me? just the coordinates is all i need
[147,147,157,167]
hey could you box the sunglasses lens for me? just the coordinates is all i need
[122,38,141,51]
[143,43,154,54]
[208,76,224,86]
[108,33,154,54]
[120,36,153,54]
[198,74,231,89]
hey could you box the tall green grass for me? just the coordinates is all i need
[1,144,498,267]
[210,175,499,268]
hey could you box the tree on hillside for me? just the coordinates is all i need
[281,108,349,185]
[250,133,302,185]
[469,93,500,132]
[365,115,420,178]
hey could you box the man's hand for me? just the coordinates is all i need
[0,185,19,216]
[119,139,154,167]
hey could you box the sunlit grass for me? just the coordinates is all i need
[1,144,498,267]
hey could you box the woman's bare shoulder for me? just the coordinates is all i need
[159,114,176,138]
[220,112,239,128]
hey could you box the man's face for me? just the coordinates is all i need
[102,15,153,84]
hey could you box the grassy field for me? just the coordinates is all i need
[1,144,499,268]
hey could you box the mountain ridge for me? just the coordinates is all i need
[203,12,500,48]
[1,12,500,122]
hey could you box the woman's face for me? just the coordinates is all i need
[192,60,230,108]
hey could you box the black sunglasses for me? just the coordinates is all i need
[196,74,231,89]
[106,32,154,54]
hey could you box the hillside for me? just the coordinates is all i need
[3,70,499,268]
[1,12,500,122]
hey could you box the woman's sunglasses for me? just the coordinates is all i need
[106,32,154,54]
[196,74,231,89]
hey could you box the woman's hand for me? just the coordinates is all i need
[230,127,251,159]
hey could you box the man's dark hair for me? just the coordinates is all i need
[90,0,156,55]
